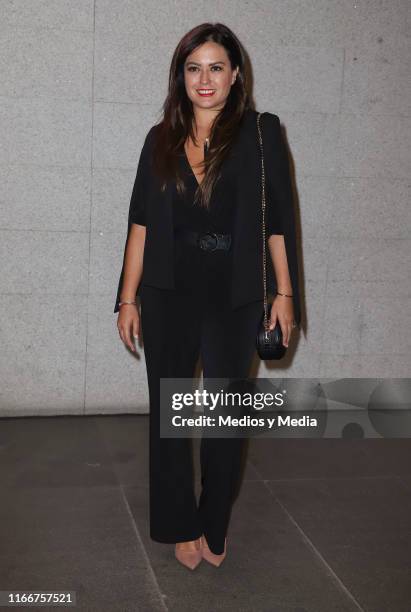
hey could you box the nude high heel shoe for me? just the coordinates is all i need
[174,538,203,570]
[201,535,227,567]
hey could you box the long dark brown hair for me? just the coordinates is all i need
[152,22,250,209]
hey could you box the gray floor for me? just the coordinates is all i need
[0,415,410,612]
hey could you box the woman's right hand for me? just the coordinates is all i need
[117,304,140,353]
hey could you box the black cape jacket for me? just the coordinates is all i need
[114,107,301,329]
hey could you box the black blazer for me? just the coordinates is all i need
[114,108,301,328]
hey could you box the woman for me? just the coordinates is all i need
[114,23,301,570]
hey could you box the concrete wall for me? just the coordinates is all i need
[0,1,410,416]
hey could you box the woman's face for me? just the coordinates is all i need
[183,41,238,113]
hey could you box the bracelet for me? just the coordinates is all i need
[118,300,137,307]
[277,291,293,298]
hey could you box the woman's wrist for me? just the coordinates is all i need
[276,291,293,298]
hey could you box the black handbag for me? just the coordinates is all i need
[255,112,287,360]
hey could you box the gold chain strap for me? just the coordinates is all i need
[256,112,269,338]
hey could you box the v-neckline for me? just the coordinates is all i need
[183,140,208,187]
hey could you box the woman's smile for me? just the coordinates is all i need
[196,89,216,97]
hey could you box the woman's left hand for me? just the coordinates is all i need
[268,295,296,347]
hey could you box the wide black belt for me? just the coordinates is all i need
[175,228,232,252]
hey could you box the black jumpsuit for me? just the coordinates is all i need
[139,145,267,555]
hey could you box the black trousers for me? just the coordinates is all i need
[139,247,263,555]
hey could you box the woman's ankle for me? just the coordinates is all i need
[175,538,202,551]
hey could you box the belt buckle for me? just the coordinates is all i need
[198,232,218,251]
